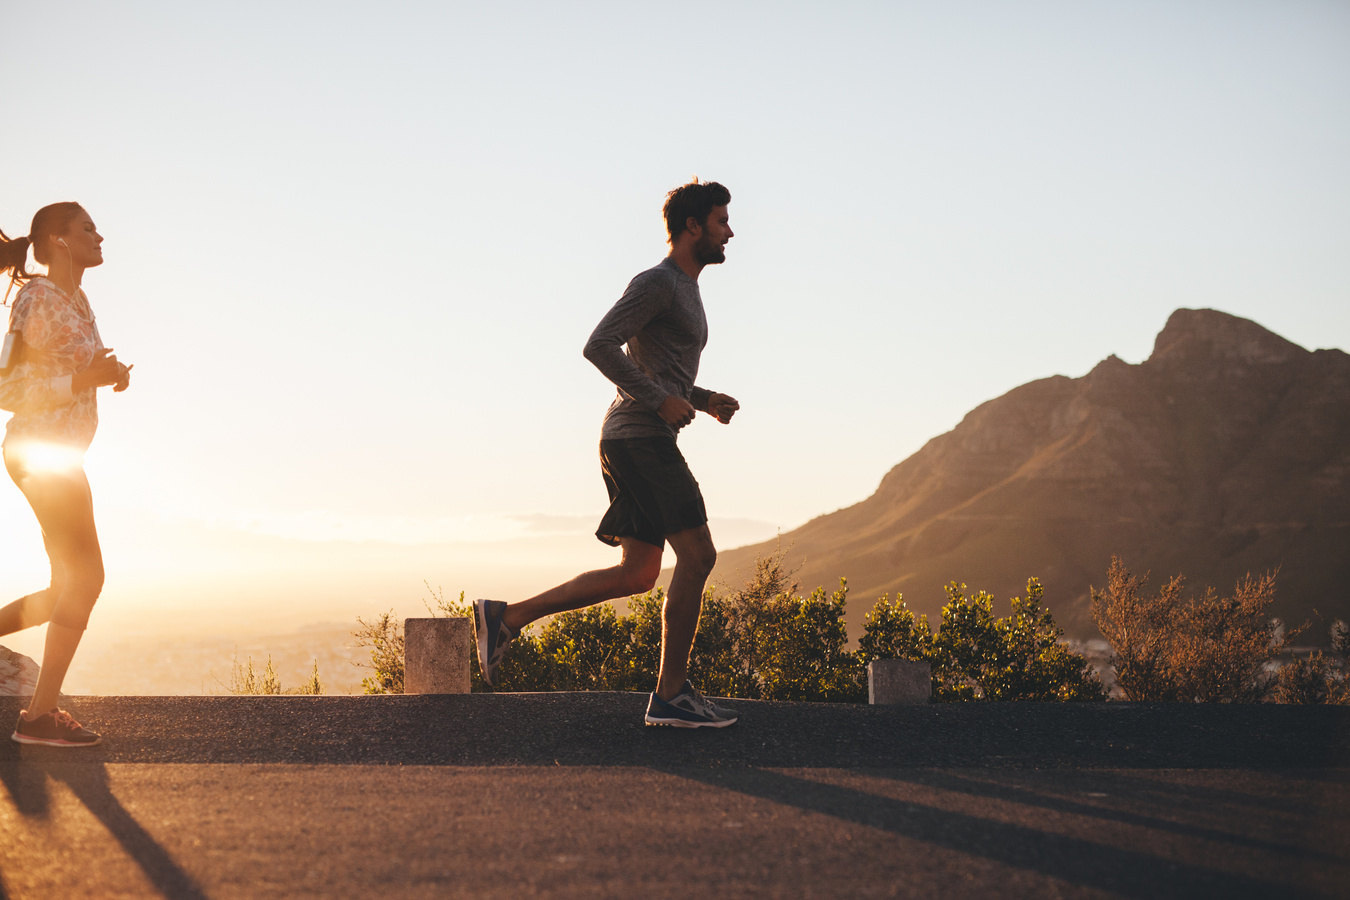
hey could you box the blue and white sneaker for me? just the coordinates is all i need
[473,598,516,688]
[644,681,739,728]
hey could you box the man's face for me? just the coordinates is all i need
[691,205,733,265]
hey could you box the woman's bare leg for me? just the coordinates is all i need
[0,531,64,637]
[4,453,104,714]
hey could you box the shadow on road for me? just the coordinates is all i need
[871,767,1347,864]
[665,767,1324,900]
[0,757,207,900]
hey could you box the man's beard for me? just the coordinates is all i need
[693,233,726,265]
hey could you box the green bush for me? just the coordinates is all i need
[353,610,405,694]
[694,548,864,702]
[353,559,1100,704]
[538,604,642,691]
[925,580,1105,702]
[857,594,931,667]
[756,581,865,702]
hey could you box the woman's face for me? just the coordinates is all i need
[53,210,103,269]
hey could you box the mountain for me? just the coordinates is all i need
[710,309,1350,642]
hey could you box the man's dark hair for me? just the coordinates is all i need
[663,180,731,243]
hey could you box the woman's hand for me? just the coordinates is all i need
[72,348,126,392]
[113,361,133,392]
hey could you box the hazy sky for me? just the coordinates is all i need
[2,1,1348,658]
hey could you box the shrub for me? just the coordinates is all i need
[1275,652,1334,705]
[537,604,641,691]
[222,652,323,695]
[293,660,324,695]
[351,558,1097,704]
[353,610,405,694]
[928,580,1104,702]
[1274,621,1350,705]
[355,586,551,694]
[706,546,866,702]
[1089,560,1178,700]
[718,546,800,699]
[225,652,282,695]
[857,594,932,667]
[756,581,866,702]
[426,588,551,691]
[1091,557,1296,701]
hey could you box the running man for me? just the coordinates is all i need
[475,180,741,728]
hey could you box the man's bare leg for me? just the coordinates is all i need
[501,538,663,633]
[654,524,716,701]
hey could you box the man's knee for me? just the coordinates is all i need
[674,536,716,578]
[619,558,662,596]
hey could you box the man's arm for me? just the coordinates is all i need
[581,271,671,411]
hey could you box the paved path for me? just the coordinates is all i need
[0,695,1346,898]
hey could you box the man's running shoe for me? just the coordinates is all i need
[644,681,739,728]
[12,708,101,747]
[473,598,516,688]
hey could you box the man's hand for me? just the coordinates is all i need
[113,362,133,392]
[658,394,697,428]
[707,392,739,424]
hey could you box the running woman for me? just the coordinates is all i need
[0,203,132,747]
[476,180,742,727]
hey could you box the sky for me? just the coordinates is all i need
[2,1,1348,676]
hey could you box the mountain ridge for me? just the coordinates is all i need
[709,308,1350,641]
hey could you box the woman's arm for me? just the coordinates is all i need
[0,285,118,412]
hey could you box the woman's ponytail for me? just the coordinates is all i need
[1,230,33,305]
[0,230,32,280]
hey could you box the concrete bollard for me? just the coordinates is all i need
[868,659,931,705]
[404,617,473,694]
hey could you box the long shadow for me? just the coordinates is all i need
[0,760,47,899]
[871,768,1345,863]
[1060,768,1350,820]
[664,767,1322,900]
[4,757,207,900]
[0,759,51,819]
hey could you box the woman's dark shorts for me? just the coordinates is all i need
[596,437,708,549]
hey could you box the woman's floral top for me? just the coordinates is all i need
[0,277,104,450]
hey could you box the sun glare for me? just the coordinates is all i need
[8,441,86,474]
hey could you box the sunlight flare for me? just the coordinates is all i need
[7,440,87,474]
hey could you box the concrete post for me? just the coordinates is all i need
[868,659,931,705]
[404,617,473,694]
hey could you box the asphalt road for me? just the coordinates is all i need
[0,695,1346,899]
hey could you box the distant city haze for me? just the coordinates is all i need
[2,4,1346,692]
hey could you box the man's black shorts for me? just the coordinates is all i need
[595,437,708,549]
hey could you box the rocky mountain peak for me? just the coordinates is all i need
[1149,308,1306,367]
[710,307,1348,643]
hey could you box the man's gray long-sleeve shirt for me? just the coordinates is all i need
[583,257,712,440]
